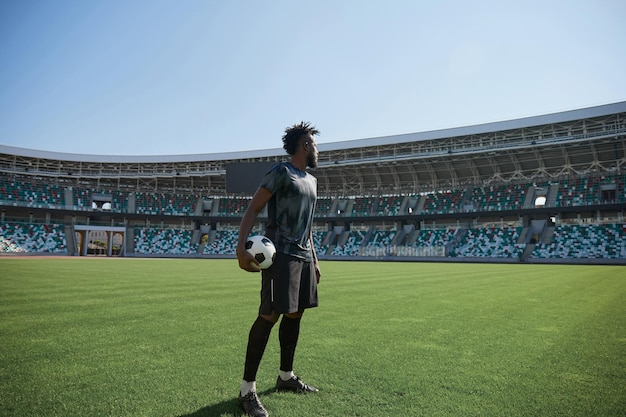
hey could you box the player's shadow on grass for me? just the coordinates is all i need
[178,388,275,417]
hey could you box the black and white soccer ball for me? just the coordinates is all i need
[245,235,276,269]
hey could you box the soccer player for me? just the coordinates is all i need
[236,121,322,417]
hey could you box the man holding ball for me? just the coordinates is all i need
[236,121,322,417]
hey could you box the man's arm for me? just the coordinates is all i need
[236,186,273,272]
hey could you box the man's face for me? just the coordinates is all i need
[304,135,319,168]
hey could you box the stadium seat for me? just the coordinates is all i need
[0,223,67,253]
[134,227,197,255]
[422,190,464,214]
[203,230,238,255]
[467,183,527,211]
[450,227,524,258]
[532,223,626,259]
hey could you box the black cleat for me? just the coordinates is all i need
[239,391,268,417]
[275,375,319,393]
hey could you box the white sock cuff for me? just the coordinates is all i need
[240,380,256,396]
[279,370,295,381]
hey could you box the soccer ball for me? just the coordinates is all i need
[245,235,276,269]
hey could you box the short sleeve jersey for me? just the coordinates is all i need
[260,162,317,261]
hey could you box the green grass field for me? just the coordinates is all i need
[1,258,625,417]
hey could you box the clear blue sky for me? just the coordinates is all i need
[1,0,625,156]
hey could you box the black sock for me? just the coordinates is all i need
[279,315,301,373]
[243,316,275,382]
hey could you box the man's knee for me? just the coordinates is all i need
[260,312,280,323]
[284,311,303,319]
[261,311,303,322]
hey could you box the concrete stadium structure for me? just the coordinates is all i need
[1,101,625,264]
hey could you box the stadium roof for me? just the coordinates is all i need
[319,101,626,151]
[1,101,624,163]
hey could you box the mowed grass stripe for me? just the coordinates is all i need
[1,259,624,416]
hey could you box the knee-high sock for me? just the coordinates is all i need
[243,316,275,382]
[279,315,301,372]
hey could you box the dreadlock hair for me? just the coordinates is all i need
[282,121,320,155]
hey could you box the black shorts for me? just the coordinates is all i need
[259,252,318,315]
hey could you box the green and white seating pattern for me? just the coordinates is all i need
[203,230,238,255]
[0,179,65,208]
[0,223,67,253]
[468,183,527,211]
[134,228,197,255]
[2,174,624,216]
[366,230,397,248]
[331,230,366,256]
[315,198,333,217]
[413,228,457,247]
[377,196,404,216]
[451,227,523,258]
[312,230,330,255]
[422,190,464,214]
[217,197,250,217]
[532,224,626,259]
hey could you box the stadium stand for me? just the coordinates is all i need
[203,229,238,255]
[0,222,67,253]
[351,197,373,217]
[0,178,65,209]
[412,228,457,248]
[555,175,626,207]
[72,188,128,212]
[531,223,626,259]
[450,227,524,259]
[134,192,198,216]
[314,197,332,217]
[377,195,404,216]
[1,102,625,264]
[312,230,330,255]
[218,197,250,217]
[467,183,527,212]
[134,227,197,255]
[330,230,366,256]
[422,190,464,214]
[1,174,624,217]
[367,230,397,248]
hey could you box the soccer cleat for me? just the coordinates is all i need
[275,375,319,393]
[239,391,269,417]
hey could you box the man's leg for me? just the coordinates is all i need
[240,314,279,417]
[242,315,277,393]
[278,313,302,378]
[276,312,318,393]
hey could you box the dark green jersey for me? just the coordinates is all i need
[260,162,317,261]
